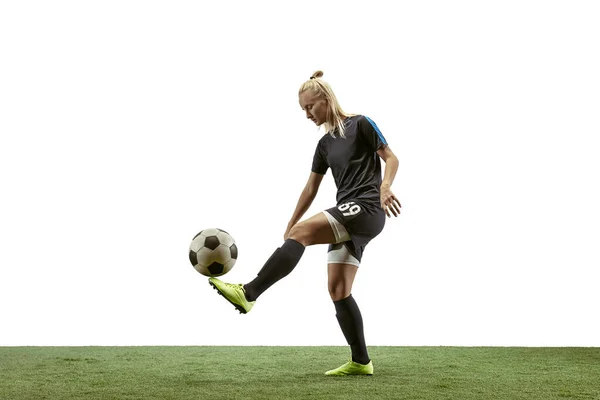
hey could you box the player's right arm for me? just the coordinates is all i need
[284,172,325,240]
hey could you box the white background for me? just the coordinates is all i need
[1,1,599,346]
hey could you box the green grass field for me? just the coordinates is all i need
[1,346,599,400]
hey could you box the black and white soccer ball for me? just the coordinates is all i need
[189,228,238,277]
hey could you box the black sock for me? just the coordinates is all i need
[334,294,370,365]
[243,239,305,302]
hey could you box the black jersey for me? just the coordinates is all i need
[311,115,388,214]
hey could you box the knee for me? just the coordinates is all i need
[288,224,310,246]
[328,281,350,302]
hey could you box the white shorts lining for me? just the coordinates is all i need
[327,243,360,267]
[322,211,351,243]
[322,211,359,266]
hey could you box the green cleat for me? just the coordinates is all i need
[325,360,374,376]
[208,277,255,314]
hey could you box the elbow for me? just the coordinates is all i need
[383,155,399,166]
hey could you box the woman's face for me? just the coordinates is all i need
[299,91,328,126]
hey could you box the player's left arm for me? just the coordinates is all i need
[377,145,402,217]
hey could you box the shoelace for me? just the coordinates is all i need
[225,282,243,290]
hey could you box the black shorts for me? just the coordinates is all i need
[324,200,386,263]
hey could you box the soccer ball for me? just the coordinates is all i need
[189,228,238,277]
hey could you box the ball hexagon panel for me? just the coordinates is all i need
[201,228,220,237]
[216,231,234,247]
[212,244,232,264]
[224,258,236,273]
[189,235,206,253]
[194,264,210,276]
[194,247,215,267]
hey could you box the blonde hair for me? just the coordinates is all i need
[298,70,355,138]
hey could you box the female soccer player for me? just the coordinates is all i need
[209,70,401,376]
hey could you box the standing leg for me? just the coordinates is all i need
[328,262,371,365]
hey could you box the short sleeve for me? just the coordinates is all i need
[311,141,328,174]
[359,116,388,152]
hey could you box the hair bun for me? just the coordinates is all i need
[310,70,324,80]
